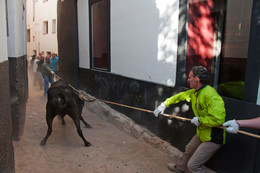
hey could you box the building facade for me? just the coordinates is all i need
[26,0,58,58]
[57,0,260,172]
[0,0,28,172]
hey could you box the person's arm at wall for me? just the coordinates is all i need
[237,117,260,129]
[223,117,260,133]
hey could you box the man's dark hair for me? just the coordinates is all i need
[191,66,210,85]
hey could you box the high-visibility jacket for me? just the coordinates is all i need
[164,85,226,144]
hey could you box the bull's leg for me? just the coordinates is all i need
[78,104,91,128]
[73,118,91,147]
[80,115,92,128]
[40,112,55,146]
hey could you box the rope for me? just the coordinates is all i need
[93,98,260,139]
[54,74,260,139]
[95,98,191,121]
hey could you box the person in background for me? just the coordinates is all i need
[37,53,44,90]
[154,66,226,173]
[223,117,260,133]
[50,52,59,77]
[33,56,40,86]
[41,56,54,96]
[29,55,36,79]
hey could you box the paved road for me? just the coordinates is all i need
[14,83,175,173]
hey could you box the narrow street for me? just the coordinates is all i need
[13,80,174,173]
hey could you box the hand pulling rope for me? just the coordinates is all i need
[54,74,260,139]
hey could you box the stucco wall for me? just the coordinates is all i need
[0,0,8,63]
[111,0,179,87]
[78,0,179,87]
[26,0,58,58]
[7,0,25,58]
[78,0,90,69]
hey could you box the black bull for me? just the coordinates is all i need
[40,80,94,147]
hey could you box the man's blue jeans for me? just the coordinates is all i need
[43,76,54,95]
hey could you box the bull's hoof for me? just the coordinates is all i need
[86,124,92,128]
[84,142,91,147]
[40,140,46,146]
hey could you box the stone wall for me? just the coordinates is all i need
[9,56,28,140]
[0,60,14,173]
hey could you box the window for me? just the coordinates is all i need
[89,0,110,71]
[215,0,252,100]
[184,0,253,100]
[27,29,30,42]
[52,19,56,33]
[43,21,48,34]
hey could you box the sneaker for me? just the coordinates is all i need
[167,163,185,173]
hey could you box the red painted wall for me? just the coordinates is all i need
[186,0,215,76]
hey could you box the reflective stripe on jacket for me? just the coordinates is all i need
[163,85,226,144]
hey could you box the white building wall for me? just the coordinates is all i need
[78,0,179,87]
[111,0,179,87]
[26,0,37,59]
[7,0,26,58]
[78,0,90,68]
[0,0,8,63]
[36,0,58,55]
[26,0,58,58]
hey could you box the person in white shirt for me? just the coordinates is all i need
[33,56,40,86]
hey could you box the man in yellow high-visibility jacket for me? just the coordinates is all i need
[154,66,226,173]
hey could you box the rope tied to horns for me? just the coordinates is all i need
[54,74,260,139]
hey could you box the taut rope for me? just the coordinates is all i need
[54,74,260,139]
